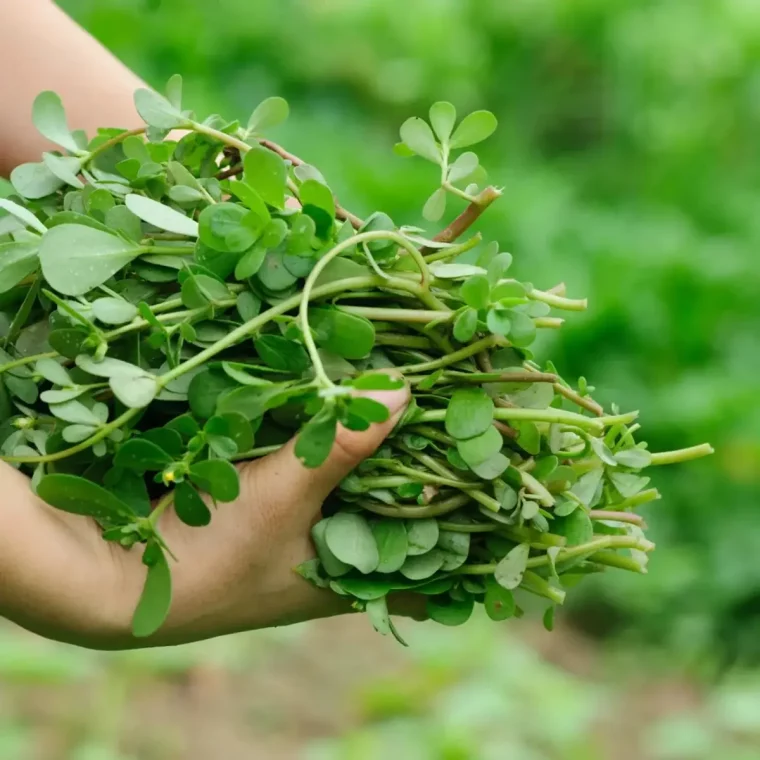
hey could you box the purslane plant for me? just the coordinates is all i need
[0,77,713,642]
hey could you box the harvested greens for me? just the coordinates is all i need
[0,78,713,641]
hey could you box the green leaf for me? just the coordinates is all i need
[134,88,185,130]
[571,468,604,507]
[106,205,143,241]
[393,142,415,157]
[91,297,138,325]
[486,252,513,284]
[614,448,652,469]
[225,183,272,227]
[32,91,80,153]
[187,369,236,419]
[347,397,390,424]
[514,420,541,456]
[437,530,470,571]
[300,179,335,219]
[115,438,173,472]
[508,383,554,410]
[125,194,198,237]
[494,543,530,590]
[457,425,503,467]
[216,383,284,421]
[37,474,134,523]
[132,546,172,638]
[609,470,650,498]
[309,308,375,360]
[460,275,491,310]
[406,518,439,556]
[169,185,204,203]
[467,451,510,480]
[232,246,266,280]
[49,399,102,426]
[352,373,405,391]
[243,147,287,208]
[445,387,494,440]
[332,577,395,601]
[366,596,392,636]
[450,110,498,149]
[429,262,487,280]
[141,428,183,457]
[427,596,474,626]
[207,413,254,454]
[422,187,447,222]
[358,212,396,253]
[174,482,211,527]
[236,290,262,322]
[165,74,183,110]
[247,96,290,133]
[0,241,39,294]
[40,225,142,296]
[198,202,259,253]
[189,459,240,502]
[491,281,526,301]
[254,334,309,373]
[371,520,409,574]
[553,509,594,546]
[452,308,478,343]
[324,512,379,574]
[181,273,232,309]
[400,549,445,580]
[484,576,516,621]
[295,406,337,468]
[0,199,47,235]
[256,249,298,291]
[47,328,87,359]
[448,152,479,184]
[311,519,352,577]
[34,358,72,387]
[9,162,63,200]
[295,559,330,588]
[42,154,83,189]
[589,436,618,467]
[399,117,441,164]
[486,307,511,337]
[508,310,537,348]
[429,101,457,143]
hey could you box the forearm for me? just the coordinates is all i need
[0,462,127,644]
[0,461,344,649]
[0,0,145,175]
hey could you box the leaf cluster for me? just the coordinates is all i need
[0,77,710,641]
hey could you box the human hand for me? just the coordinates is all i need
[0,383,413,649]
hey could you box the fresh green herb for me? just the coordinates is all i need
[0,80,713,640]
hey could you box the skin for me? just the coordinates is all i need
[0,1,418,649]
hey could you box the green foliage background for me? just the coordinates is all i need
[1,0,759,756]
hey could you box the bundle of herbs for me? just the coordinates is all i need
[0,78,713,642]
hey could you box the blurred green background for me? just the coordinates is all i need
[1,0,758,757]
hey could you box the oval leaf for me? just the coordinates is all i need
[132,547,172,637]
[450,110,498,149]
[37,474,135,523]
[40,225,142,296]
[125,194,198,237]
[189,459,240,502]
[325,512,379,574]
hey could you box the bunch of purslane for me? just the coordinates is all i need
[0,78,713,642]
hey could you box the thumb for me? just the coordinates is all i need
[249,383,410,513]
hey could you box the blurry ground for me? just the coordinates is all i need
[2,613,754,760]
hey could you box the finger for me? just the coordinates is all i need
[246,384,409,515]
